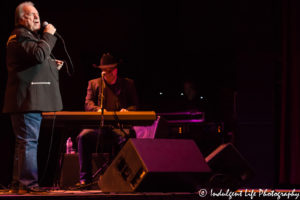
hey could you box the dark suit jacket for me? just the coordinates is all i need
[85,77,138,111]
[3,26,63,113]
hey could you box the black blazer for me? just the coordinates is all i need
[85,77,139,111]
[3,26,63,113]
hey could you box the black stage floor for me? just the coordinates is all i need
[1,189,299,200]
[0,189,199,200]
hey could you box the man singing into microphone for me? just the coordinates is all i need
[3,1,63,194]
[76,52,139,188]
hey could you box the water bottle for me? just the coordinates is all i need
[66,137,73,154]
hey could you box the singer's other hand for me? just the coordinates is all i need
[55,59,64,70]
[44,23,56,35]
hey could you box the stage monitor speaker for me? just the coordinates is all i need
[205,143,255,189]
[98,138,211,192]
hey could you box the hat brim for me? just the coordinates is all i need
[93,63,118,69]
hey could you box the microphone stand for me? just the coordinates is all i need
[100,72,106,128]
[91,72,109,182]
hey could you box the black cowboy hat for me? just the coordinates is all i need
[93,53,119,70]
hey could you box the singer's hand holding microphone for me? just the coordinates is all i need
[42,21,56,35]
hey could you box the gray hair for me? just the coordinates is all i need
[14,1,35,26]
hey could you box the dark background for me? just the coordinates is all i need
[0,0,280,188]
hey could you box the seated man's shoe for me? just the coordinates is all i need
[74,180,93,190]
[27,187,48,194]
[8,187,18,194]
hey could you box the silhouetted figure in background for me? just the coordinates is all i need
[175,80,208,114]
[182,80,204,112]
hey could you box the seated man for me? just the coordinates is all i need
[77,53,139,187]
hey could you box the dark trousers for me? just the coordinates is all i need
[77,128,127,183]
[10,112,42,188]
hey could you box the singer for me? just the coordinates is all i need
[76,52,139,189]
[3,1,63,194]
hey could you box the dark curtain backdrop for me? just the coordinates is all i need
[1,0,299,188]
[280,0,300,186]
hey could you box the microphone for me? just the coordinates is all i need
[42,21,49,28]
[101,71,106,77]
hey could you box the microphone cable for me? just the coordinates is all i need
[43,21,75,76]
[39,112,57,187]
[55,32,75,76]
